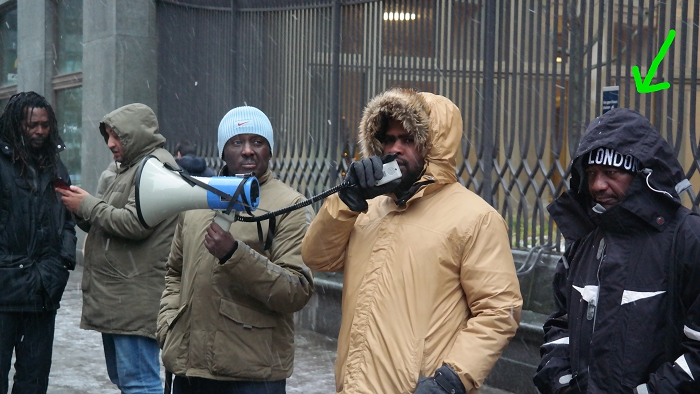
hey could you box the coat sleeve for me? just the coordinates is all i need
[640,218,700,394]
[54,161,77,269]
[301,194,359,272]
[157,214,185,348]
[443,211,523,392]
[533,244,577,394]
[76,183,154,240]
[59,176,77,270]
[218,195,315,314]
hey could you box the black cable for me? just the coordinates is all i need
[235,183,347,222]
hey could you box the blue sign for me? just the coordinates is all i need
[602,86,619,115]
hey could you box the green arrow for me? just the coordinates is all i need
[632,29,675,93]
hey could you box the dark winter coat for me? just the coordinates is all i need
[0,139,76,312]
[534,108,700,394]
[175,154,215,177]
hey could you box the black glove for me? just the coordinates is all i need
[338,154,401,212]
[414,365,467,394]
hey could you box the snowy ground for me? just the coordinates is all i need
[8,265,510,394]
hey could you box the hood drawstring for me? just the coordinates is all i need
[592,204,606,214]
[640,168,673,199]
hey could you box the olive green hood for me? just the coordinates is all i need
[99,103,165,169]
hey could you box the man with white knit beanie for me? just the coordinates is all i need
[158,106,314,394]
[216,105,275,159]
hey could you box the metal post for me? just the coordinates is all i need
[329,0,341,184]
[481,0,496,205]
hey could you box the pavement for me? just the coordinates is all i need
[8,265,511,393]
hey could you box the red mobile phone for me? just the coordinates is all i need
[54,178,70,191]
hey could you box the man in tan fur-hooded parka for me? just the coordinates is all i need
[302,88,522,394]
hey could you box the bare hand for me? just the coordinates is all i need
[204,222,237,260]
[57,185,90,214]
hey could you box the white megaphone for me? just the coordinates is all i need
[135,155,260,231]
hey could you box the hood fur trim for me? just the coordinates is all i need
[358,88,431,159]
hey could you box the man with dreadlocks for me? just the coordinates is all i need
[0,91,77,394]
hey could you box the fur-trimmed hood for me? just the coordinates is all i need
[358,88,462,186]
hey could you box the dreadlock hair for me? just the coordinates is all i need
[0,91,60,178]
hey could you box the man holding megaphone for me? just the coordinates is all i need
[58,103,178,394]
[158,106,314,394]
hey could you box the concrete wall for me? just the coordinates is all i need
[295,251,561,394]
[17,0,55,96]
[12,0,160,196]
[81,0,158,195]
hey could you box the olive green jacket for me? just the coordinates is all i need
[158,168,314,381]
[78,103,178,339]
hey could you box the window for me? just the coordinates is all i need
[55,87,82,184]
[0,6,17,88]
[53,0,83,184]
[382,1,434,58]
[56,0,82,74]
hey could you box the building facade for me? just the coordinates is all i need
[5,2,699,392]
[5,0,699,252]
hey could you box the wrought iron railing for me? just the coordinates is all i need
[158,0,700,252]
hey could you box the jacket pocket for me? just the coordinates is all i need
[0,261,41,307]
[159,304,188,348]
[211,298,277,378]
[621,292,668,387]
[36,259,70,309]
[161,305,191,374]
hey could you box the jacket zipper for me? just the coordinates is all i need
[590,237,606,330]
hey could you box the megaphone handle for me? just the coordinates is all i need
[214,211,236,232]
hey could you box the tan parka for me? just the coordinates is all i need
[78,103,178,339]
[158,169,314,381]
[301,89,523,393]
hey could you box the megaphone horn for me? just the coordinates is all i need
[135,155,260,229]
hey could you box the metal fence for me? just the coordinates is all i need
[157,0,700,251]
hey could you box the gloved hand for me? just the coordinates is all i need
[339,154,401,212]
[414,365,467,394]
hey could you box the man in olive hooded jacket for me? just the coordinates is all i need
[58,103,178,394]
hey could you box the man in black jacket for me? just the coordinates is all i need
[174,139,215,177]
[0,92,77,394]
[534,108,700,393]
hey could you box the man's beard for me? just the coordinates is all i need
[395,160,425,193]
[24,137,52,163]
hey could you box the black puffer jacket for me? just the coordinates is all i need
[0,139,77,312]
[175,154,215,177]
[534,108,700,394]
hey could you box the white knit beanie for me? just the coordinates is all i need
[217,106,274,159]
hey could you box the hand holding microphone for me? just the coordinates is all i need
[339,153,402,212]
[205,222,238,263]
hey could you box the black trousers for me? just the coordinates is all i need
[0,311,56,394]
[173,375,286,394]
